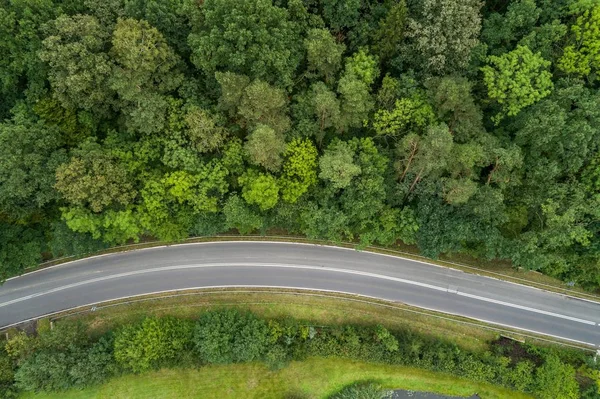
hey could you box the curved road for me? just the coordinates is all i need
[1,242,600,347]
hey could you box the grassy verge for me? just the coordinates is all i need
[20,357,533,399]
[48,288,590,353]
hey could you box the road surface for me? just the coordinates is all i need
[1,242,599,346]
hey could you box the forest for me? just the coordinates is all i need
[0,0,599,288]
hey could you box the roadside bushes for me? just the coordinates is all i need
[9,321,117,392]
[1,310,594,398]
[114,316,194,372]
[193,309,269,364]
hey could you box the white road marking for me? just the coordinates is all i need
[0,263,596,327]
[0,285,596,348]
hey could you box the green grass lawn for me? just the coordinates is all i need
[20,357,532,399]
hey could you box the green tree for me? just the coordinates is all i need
[534,354,579,399]
[405,0,483,75]
[55,141,136,213]
[304,28,345,83]
[372,0,407,61]
[373,95,435,137]
[319,140,361,190]
[239,171,279,211]
[237,80,291,134]
[425,76,484,143]
[320,0,361,32]
[109,18,182,134]
[184,106,228,153]
[193,309,269,364]
[188,0,302,88]
[223,195,263,234]
[114,317,193,372]
[558,5,600,78]
[0,119,67,221]
[280,139,318,203]
[482,0,541,53]
[244,125,287,172]
[0,223,44,281]
[481,45,553,123]
[39,14,114,113]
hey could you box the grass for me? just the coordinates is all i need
[20,357,533,399]
[57,289,501,353]
[48,288,590,354]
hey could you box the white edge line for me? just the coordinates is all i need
[5,240,600,306]
[0,285,595,349]
[1,263,596,327]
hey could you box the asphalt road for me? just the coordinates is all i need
[1,242,600,347]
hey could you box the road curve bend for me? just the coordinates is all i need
[1,241,600,346]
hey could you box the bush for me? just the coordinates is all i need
[70,335,118,386]
[193,309,269,364]
[328,382,392,399]
[14,350,79,391]
[534,354,580,399]
[114,317,194,372]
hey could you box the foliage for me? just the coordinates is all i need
[239,170,280,211]
[304,28,345,83]
[188,0,302,88]
[319,140,361,189]
[482,45,554,123]
[1,0,600,301]
[114,317,193,372]
[193,309,269,364]
[405,0,483,75]
[329,382,391,399]
[244,125,287,172]
[280,139,318,203]
[558,5,600,78]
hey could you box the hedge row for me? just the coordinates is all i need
[1,309,598,398]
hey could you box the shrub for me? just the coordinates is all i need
[328,382,392,399]
[114,317,194,372]
[193,309,269,364]
[534,354,579,399]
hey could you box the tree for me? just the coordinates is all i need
[319,0,361,32]
[534,355,579,399]
[188,0,302,88]
[482,0,541,53]
[114,317,193,372]
[405,0,483,75]
[109,18,183,133]
[237,80,291,134]
[337,50,378,130]
[193,309,269,364]
[0,223,44,281]
[425,76,484,143]
[481,45,553,123]
[373,95,435,137]
[244,125,287,172]
[395,124,454,193]
[223,195,263,234]
[0,119,67,221]
[304,28,345,83]
[0,0,58,117]
[122,0,191,56]
[55,140,136,213]
[184,106,228,153]
[239,171,280,211]
[372,0,407,61]
[39,14,114,113]
[558,5,600,78]
[280,139,318,203]
[319,140,361,190]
